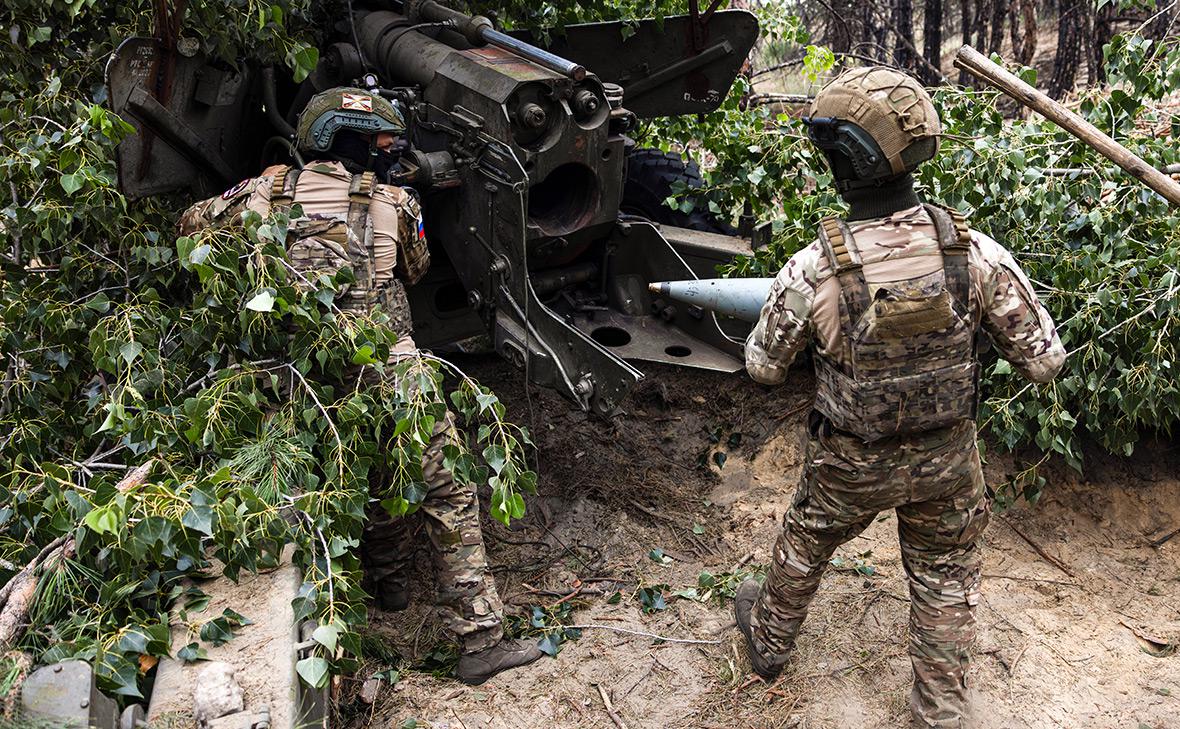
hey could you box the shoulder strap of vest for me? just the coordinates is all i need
[346,171,376,243]
[923,203,972,313]
[817,216,871,330]
[269,166,301,216]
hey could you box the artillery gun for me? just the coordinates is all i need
[34,6,766,728]
[105,0,761,415]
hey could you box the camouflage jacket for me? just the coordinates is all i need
[177,161,428,352]
[745,205,1065,387]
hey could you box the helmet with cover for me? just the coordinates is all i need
[804,67,940,191]
[295,87,405,154]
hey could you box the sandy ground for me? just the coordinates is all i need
[342,358,1180,729]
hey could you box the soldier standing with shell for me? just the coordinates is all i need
[734,67,1065,727]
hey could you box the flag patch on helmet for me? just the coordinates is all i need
[340,93,373,112]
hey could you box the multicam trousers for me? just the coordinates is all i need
[361,416,505,654]
[751,415,989,728]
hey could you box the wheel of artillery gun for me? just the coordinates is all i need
[621,148,736,235]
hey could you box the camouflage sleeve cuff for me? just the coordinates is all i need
[1011,346,1066,384]
[744,337,788,385]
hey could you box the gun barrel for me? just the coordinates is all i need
[648,278,773,323]
[481,28,586,81]
[412,0,585,80]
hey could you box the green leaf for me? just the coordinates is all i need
[199,617,237,647]
[351,344,378,365]
[60,173,84,195]
[312,624,339,653]
[188,243,212,265]
[182,505,215,536]
[83,503,122,536]
[246,290,275,312]
[177,643,208,663]
[296,656,330,689]
[119,341,144,366]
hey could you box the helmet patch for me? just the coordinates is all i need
[341,93,373,112]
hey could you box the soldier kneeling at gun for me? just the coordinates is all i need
[177,87,543,685]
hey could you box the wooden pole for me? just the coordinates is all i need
[953,45,1180,207]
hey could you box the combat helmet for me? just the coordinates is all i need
[804,67,940,191]
[295,87,405,154]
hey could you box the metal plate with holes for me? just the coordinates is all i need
[576,310,742,372]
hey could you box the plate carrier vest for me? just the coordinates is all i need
[267,166,426,335]
[812,204,979,441]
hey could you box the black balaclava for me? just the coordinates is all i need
[326,129,401,181]
[824,149,922,221]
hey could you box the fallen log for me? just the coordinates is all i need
[953,45,1180,207]
[0,537,75,651]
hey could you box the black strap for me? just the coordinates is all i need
[923,203,972,317]
[817,216,871,335]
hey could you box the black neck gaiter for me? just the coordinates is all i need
[840,174,923,221]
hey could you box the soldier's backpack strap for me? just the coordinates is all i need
[268,167,302,216]
[817,216,871,332]
[924,203,972,314]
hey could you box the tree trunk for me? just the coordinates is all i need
[826,0,855,55]
[1090,2,1116,84]
[893,0,918,72]
[1049,0,1086,99]
[867,2,889,61]
[921,0,944,84]
[974,0,992,48]
[958,0,975,84]
[1009,0,1037,66]
[1144,3,1177,41]
[988,0,1006,52]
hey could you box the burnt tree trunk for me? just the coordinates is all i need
[974,0,992,48]
[922,0,944,84]
[893,0,919,72]
[958,0,975,84]
[1145,3,1177,40]
[1009,0,1037,66]
[1049,0,1086,99]
[1090,2,1116,84]
[826,0,855,55]
[867,2,889,61]
[988,0,1006,52]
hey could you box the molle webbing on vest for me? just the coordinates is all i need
[817,216,870,351]
[812,208,979,441]
[269,167,302,215]
[924,203,972,316]
[347,171,376,241]
[345,171,378,311]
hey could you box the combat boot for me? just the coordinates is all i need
[735,579,783,680]
[372,582,410,612]
[454,638,544,685]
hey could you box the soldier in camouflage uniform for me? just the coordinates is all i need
[178,87,542,685]
[734,67,1065,727]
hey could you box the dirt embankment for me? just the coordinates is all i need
[348,357,1180,729]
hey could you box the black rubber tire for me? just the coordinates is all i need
[621,148,736,235]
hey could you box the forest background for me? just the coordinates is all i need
[0,0,1178,703]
